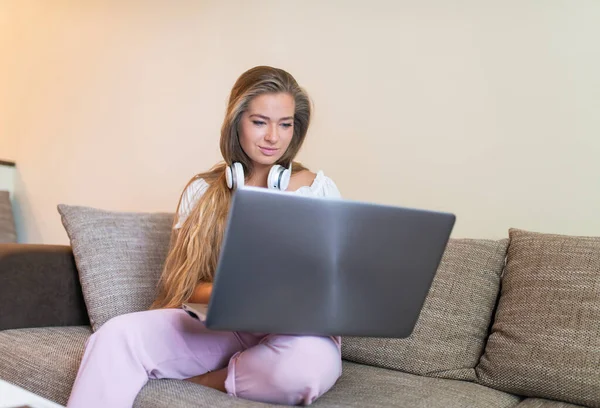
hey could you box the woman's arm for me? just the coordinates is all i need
[189,282,213,304]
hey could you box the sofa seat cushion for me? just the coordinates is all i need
[0,325,270,408]
[0,326,92,406]
[314,361,521,408]
[0,328,520,408]
[476,229,600,407]
[135,379,277,407]
[516,398,587,408]
[342,238,509,381]
[136,361,521,408]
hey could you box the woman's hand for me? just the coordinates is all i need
[189,282,213,304]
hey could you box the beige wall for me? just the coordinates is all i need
[1,1,599,244]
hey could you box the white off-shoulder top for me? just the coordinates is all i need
[174,170,341,229]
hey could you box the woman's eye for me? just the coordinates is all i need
[252,121,266,126]
[281,123,293,128]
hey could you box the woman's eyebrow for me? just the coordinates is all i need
[249,114,294,122]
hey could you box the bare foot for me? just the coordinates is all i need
[185,368,228,392]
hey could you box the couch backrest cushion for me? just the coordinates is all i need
[342,238,508,381]
[476,228,600,407]
[58,205,173,332]
[0,190,17,243]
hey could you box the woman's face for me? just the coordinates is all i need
[238,92,295,168]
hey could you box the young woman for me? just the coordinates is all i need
[67,66,342,407]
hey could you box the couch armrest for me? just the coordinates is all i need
[0,243,89,330]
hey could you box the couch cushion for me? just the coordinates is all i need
[515,398,587,408]
[58,205,174,331]
[0,326,520,408]
[0,325,270,408]
[0,190,17,243]
[0,326,91,406]
[476,229,600,408]
[135,361,520,408]
[342,238,508,381]
[315,361,520,408]
[135,379,276,407]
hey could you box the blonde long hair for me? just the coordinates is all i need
[151,66,311,309]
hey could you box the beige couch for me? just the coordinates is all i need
[0,204,598,407]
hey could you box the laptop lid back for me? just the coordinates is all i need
[206,187,455,338]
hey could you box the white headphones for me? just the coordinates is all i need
[226,162,292,191]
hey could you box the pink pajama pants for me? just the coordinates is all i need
[66,308,342,407]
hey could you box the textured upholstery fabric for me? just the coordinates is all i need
[135,379,276,408]
[342,239,508,381]
[310,362,520,408]
[0,326,91,406]
[0,244,89,330]
[476,229,600,408]
[58,205,174,331]
[0,326,520,408]
[135,361,522,408]
[515,399,587,408]
[0,190,16,243]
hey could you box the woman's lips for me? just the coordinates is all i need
[259,147,278,156]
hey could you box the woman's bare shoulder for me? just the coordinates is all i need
[287,169,317,191]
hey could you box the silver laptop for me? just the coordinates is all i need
[182,186,455,338]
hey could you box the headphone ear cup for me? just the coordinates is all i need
[233,162,245,189]
[267,165,284,190]
[226,162,245,190]
[225,165,234,189]
[279,163,292,191]
[267,163,292,190]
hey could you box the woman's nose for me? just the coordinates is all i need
[264,124,279,143]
